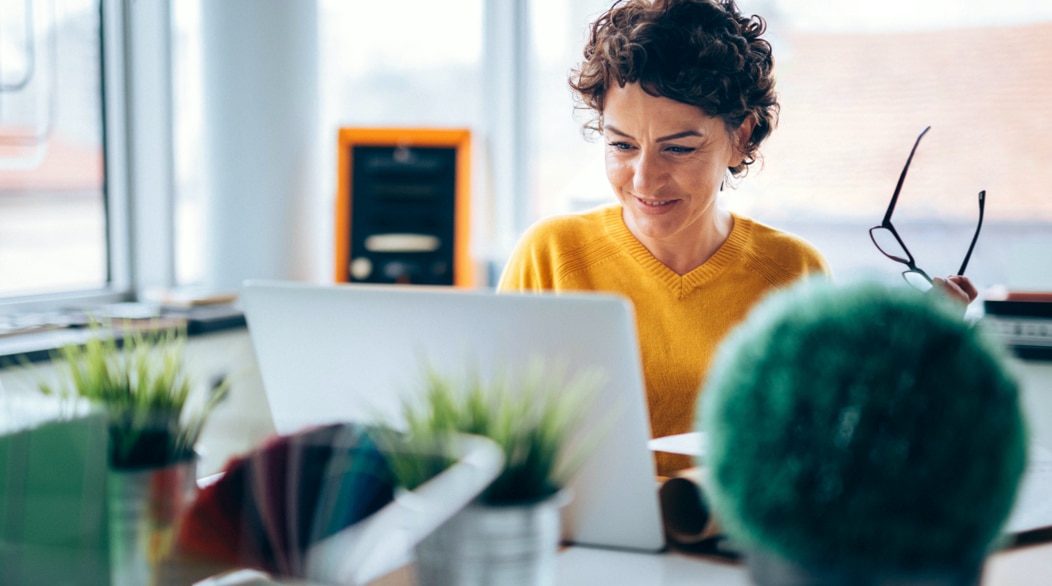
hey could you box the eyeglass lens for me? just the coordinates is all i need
[870,226,910,264]
[903,270,933,291]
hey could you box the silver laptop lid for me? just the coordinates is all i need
[240,280,666,553]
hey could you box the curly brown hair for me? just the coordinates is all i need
[570,0,778,177]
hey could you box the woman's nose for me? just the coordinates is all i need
[633,152,665,195]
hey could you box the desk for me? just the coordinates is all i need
[556,547,747,585]
[560,544,1052,586]
[41,538,1051,586]
[985,540,1052,585]
[356,541,1052,586]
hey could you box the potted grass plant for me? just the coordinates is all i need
[378,360,603,586]
[40,325,228,470]
[699,280,1027,586]
[39,322,229,586]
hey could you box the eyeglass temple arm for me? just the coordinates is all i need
[883,125,932,225]
[957,190,986,276]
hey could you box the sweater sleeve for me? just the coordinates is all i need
[802,243,832,278]
[743,221,832,287]
[497,222,556,292]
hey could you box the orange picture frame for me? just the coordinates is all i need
[334,127,474,287]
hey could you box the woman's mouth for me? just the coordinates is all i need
[635,197,678,211]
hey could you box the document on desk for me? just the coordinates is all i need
[648,432,705,458]
[1006,444,1052,535]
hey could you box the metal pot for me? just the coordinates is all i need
[107,458,197,586]
[414,491,570,586]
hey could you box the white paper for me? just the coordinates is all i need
[1006,444,1052,534]
[648,432,706,457]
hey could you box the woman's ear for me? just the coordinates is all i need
[729,116,757,167]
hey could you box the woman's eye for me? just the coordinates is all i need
[666,145,696,154]
[608,141,633,151]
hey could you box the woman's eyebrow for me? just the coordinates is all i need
[604,125,633,139]
[604,125,704,142]
[656,130,704,142]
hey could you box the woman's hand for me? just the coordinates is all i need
[932,275,979,305]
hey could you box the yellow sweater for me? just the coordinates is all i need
[498,204,829,474]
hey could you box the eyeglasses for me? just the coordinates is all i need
[869,126,986,291]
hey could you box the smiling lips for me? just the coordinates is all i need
[636,196,678,211]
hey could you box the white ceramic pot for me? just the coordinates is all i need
[414,491,571,586]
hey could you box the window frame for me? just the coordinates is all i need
[0,0,176,313]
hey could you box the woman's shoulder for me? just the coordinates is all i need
[499,204,620,291]
[736,215,829,274]
[517,204,618,248]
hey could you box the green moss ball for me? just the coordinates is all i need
[700,279,1027,572]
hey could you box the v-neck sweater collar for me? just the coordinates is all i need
[600,205,753,297]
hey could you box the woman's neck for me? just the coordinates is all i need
[631,208,734,276]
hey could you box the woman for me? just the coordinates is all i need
[498,0,974,475]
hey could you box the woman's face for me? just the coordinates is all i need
[603,83,749,250]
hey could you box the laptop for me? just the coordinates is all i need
[240,280,666,553]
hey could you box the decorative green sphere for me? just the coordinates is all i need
[700,279,1027,572]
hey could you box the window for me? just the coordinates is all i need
[526,0,1052,292]
[318,0,486,278]
[172,0,485,287]
[317,0,484,129]
[528,0,614,220]
[171,0,203,286]
[0,0,110,299]
[165,1,1052,293]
